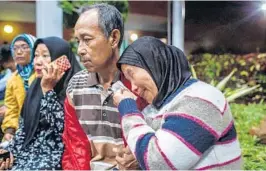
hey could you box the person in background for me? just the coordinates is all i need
[1,34,36,142]
[0,44,16,103]
[0,42,9,51]
[0,37,81,170]
[113,36,242,170]
[0,45,16,73]
[0,44,16,140]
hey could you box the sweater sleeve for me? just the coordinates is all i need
[118,96,229,170]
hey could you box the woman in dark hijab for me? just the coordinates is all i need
[113,36,242,170]
[0,37,81,170]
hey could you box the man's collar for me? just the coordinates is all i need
[87,70,121,87]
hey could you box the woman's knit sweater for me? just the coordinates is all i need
[118,79,242,170]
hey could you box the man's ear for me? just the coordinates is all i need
[109,29,121,49]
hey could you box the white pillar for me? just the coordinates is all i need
[36,0,63,38]
[171,1,185,51]
[167,1,172,45]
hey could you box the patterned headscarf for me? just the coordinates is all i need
[11,34,36,91]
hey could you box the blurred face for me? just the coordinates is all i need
[2,62,8,69]
[1,59,16,72]
[12,40,31,66]
[121,64,158,104]
[2,61,11,70]
[34,44,51,78]
[74,9,117,72]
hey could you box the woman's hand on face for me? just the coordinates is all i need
[113,89,136,106]
[41,63,65,94]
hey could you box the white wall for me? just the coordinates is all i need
[0,1,35,22]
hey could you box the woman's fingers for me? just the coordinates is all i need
[113,147,123,157]
[47,63,54,75]
[4,158,9,170]
[116,155,126,166]
[42,65,48,76]
[52,64,58,79]
[58,72,65,81]
[9,153,14,169]
[0,161,5,171]
[123,146,132,155]
[50,63,64,81]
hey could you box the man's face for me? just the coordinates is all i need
[74,9,114,73]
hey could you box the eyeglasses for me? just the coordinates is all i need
[12,45,30,52]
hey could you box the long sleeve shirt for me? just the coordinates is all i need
[117,80,242,170]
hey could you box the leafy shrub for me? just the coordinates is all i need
[188,53,266,103]
[191,66,260,103]
[59,0,128,28]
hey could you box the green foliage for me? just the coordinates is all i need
[231,103,266,170]
[226,85,260,103]
[215,69,237,91]
[59,0,129,54]
[188,53,266,103]
[191,65,260,102]
[59,0,129,28]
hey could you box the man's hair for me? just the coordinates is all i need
[0,45,12,63]
[80,3,124,48]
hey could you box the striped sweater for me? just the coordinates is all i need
[118,79,242,170]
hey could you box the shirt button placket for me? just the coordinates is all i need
[102,101,107,117]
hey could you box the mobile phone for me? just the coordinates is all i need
[51,55,71,73]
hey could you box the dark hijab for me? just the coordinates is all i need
[21,37,81,147]
[117,36,191,109]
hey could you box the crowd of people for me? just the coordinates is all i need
[0,3,242,170]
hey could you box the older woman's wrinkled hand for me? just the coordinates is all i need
[113,89,136,106]
[41,63,65,94]
[113,146,140,170]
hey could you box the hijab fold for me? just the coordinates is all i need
[117,36,191,109]
[21,37,81,147]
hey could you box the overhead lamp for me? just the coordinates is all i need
[130,33,138,42]
[3,25,13,34]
